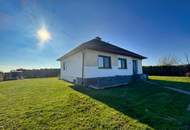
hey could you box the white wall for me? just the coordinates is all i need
[84,50,143,78]
[59,49,143,81]
[60,52,82,82]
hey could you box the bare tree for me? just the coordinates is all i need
[158,55,180,66]
[184,53,190,65]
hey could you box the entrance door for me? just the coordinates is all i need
[132,60,138,75]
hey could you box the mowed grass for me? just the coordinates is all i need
[0,78,151,130]
[149,76,190,91]
[0,78,190,130]
[74,81,190,130]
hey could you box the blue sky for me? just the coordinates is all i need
[0,0,190,71]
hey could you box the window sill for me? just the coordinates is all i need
[98,67,112,69]
[118,68,127,69]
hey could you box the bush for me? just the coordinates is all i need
[143,65,190,76]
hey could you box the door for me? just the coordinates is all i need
[132,60,138,75]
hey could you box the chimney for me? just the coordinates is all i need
[95,36,101,41]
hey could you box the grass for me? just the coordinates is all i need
[149,76,190,91]
[0,78,151,130]
[0,77,190,129]
[73,80,190,130]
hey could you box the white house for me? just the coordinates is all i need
[57,37,146,89]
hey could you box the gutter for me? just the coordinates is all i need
[81,50,85,86]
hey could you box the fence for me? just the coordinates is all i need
[21,69,60,78]
[2,69,60,81]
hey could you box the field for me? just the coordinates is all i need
[0,77,190,130]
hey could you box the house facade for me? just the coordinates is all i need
[57,37,146,89]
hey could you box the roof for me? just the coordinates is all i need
[57,37,146,60]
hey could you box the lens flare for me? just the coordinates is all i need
[36,24,51,44]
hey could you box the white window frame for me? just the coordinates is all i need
[98,55,111,69]
[118,58,127,69]
[62,62,66,71]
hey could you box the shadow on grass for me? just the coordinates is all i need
[149,78,190,92]
[69,81,190,130]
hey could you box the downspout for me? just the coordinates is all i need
[81,49,85,86]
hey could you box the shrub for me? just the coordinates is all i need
[143,65,190,76]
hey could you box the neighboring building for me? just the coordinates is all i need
[57,37,146,89]
[4,71,23,81]
[0,72,3,82]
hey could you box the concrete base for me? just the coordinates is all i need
[76,75,145,89]
[60,74,147,89]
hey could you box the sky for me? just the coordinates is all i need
[0,0,190,72]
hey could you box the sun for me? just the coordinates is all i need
[36,25,51,44]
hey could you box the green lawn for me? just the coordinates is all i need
[149,76,190,91]
[73,80,190,130]
[0,78,190,130]
[0,78,151,130]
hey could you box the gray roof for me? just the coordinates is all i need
[57,37,146,60]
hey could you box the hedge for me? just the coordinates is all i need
[143,65,190,76]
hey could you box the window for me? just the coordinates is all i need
[118,58,127,69]
[62,62,66,70]
[98,55,111,69]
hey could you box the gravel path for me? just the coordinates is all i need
[146,80,190,112]
[146,80,190,95]
[187,104,190,112]
[164,87,190,95]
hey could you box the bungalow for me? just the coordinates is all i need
[57,37,146,89]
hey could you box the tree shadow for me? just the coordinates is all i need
[69,81,190,130]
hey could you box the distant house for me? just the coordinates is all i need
[4,71,23,81]
[0,72,3,82]
[57,37,146,89]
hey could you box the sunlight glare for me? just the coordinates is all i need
[36,25,51,45]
